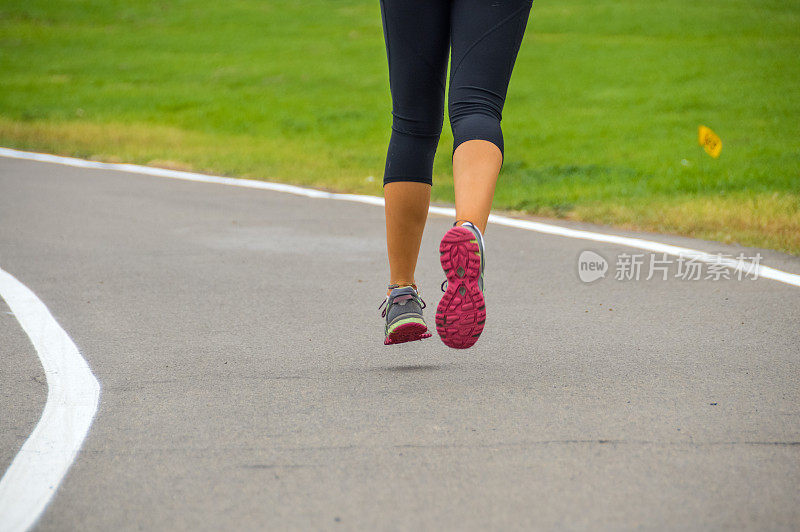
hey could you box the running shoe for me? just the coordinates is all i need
[436,222,486,349]
[380,285,432,345]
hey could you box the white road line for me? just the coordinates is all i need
[0,267,100,532]
[1,146,798,288]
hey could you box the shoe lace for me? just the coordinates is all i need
[379,288,426,318]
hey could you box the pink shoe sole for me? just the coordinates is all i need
[436,226,486,349]
[384,322,432,346]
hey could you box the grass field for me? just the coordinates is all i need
[1,0,798,253]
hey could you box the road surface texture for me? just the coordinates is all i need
[1,156,799,530]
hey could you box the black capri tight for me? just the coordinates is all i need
[379,0,532,186]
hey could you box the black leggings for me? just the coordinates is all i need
[379,0,532,186]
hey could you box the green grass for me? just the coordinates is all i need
[1,0,799,253]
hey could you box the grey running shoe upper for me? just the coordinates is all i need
[380,286,426,332]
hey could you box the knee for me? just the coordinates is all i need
[383,129,438,186]
[382,102,444,186]
[391,106,444,139]
[449,88,504,154]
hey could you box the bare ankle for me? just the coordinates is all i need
[387,281,417,295]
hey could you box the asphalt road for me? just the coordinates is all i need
[1,157,799,530]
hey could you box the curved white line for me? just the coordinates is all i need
[0,267,100,532]
[0,146,798,289]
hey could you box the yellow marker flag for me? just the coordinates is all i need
[698,125,722,158]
